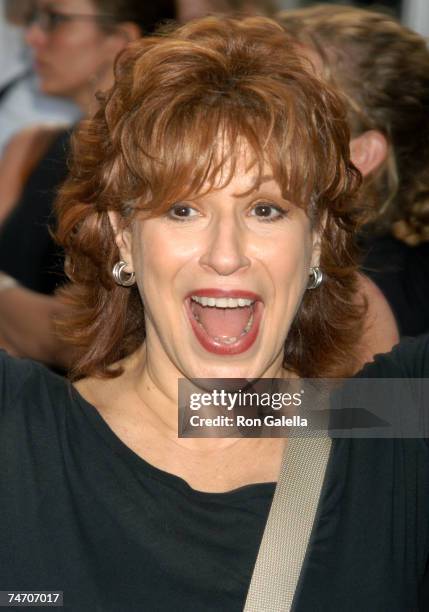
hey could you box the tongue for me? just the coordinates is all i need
[192,303,252,338]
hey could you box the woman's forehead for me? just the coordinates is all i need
[194,172,282,200]
[208,144,277,187]
[179,144,284,201]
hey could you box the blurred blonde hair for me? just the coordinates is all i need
[280,4,429,245]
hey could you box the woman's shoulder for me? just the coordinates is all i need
[0,350,70,420]
[357,333,429,378]
[0,349,37,399]
[349,335,429,451]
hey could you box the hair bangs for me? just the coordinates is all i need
[110,89,339,221]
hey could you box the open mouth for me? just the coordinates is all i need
[185,290,263,355]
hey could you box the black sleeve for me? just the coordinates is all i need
[352,335,429,611]
[357,334,429,378]
[328,335,429,442]
[0,350,36,417]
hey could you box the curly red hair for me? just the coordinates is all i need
[55,16,364,380]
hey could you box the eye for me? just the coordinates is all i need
[167,204,199,221]
[250,202,288,222]
[49,11,67,27]
[43,9,69,30]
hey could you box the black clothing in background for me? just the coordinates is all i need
[0,335,429,611]
[361,234,429,336]
[0,129,70,294]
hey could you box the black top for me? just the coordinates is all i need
[0,336,429,611]
[361,234,429,336]
[0,352,273,611]
[0,129,70,294]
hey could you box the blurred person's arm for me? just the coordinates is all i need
[0,278,72,369]
[356,273,399,367]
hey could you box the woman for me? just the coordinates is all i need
[280,5,429,335]
[0,16,427,611]
[0,0,177,363]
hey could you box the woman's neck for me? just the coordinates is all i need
[73,345,289,490]
[120,344,289,448]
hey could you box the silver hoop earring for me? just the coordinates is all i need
[112,260,136,287]
[307,266,323,290]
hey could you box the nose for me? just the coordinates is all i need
[25,20,47,50]
[199,215,251,276]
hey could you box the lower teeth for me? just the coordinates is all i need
[192,306,254,344]
[242,312,254,334]
[213,336,238,344]
[211,313,254,345]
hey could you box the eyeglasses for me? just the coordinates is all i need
[26,7,115,33]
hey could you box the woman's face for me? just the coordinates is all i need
[25,0,121,106]
[114,150,319,381]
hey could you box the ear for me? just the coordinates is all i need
[103,22,142,59]
[311,231,322,268]
[114,22,143,44]
[350,130,388,178]
[310,210,327,268]
[108,211,134,272]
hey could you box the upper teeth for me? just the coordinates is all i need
[191,296,254,308]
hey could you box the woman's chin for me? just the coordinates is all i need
[180,353,266,381]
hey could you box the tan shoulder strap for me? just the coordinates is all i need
[244,436,332,612]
